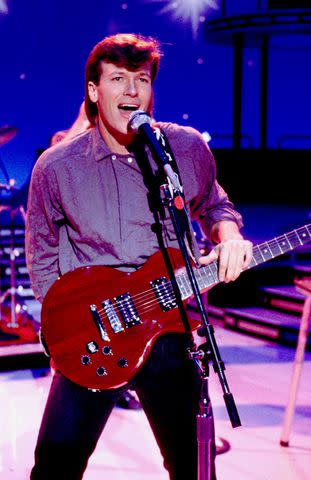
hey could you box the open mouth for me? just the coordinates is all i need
[118,104,139,112]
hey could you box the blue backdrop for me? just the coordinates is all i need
[0,0,310,188]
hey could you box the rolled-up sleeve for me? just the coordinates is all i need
[25,156,63,302]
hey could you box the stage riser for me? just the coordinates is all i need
[223,307,311,350]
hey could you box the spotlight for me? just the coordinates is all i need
[202,131,212,143]
[147,0,219,34]
[0,1,8,14]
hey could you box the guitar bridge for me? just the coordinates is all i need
[89,304,110,341]
[151,277,177,311]
[115,293,141,328]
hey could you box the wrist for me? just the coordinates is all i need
[211,220,243,244]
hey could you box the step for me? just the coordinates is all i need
[0,342,49,371]
[260,285,306,314]
[224,306,310,348]
[293,262,311,275]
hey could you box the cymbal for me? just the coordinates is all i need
[0,125,18,147]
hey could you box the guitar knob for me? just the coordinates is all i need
[117,358,128,368]
[102,345,112,355]
[96,366,107,376]
[81,355,91,365]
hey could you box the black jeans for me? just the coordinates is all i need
[30,333,216,479]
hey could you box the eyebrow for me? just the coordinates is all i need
[108,69,151,78]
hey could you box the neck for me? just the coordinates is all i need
[98,119,135,155]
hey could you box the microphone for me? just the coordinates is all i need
[128,110,181,191]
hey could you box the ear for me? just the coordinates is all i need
[88,82,98,103]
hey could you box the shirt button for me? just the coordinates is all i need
[127,157,133,163]
[111,155,117,161]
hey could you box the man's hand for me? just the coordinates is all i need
[198,221,253,283]
[199,238,253,283]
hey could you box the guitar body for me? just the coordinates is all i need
[41,222,311,390]
[41,248,200,390]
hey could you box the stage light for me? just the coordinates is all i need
[0,1,8,14]
[202,131,212,143]
[147,0,219,34]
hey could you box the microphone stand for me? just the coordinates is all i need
[129,111,241,480]
[160,184,241,480]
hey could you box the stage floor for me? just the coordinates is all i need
[0,325,310,480]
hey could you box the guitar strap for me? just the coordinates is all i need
[153,127,202,265]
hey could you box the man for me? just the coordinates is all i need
[48,102,141,411]
[26,33,253,479]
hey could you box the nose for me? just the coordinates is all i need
[124,78,138,96]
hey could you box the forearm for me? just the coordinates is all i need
[211,220,244,244]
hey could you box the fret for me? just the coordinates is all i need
[267,238,282,257]
[252,245,265,265]
[181,273,193,298]
[176,275,188,300]
[210,262,219,284]
[174,223,311,299]
[195,268,205,290]
[199,265,216,289]
[258,242,274,261]
[295,226,310,245]
[286,231,302,249]
[294,230,303,245]
[276,235,291,254]
[248,256,257,269]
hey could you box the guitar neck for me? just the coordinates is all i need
[176,223,311,301]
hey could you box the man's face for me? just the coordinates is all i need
[88,61,153,144]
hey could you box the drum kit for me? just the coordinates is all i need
[0,125,38,345]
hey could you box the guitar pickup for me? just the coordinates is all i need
[151,277,177,311]
[102,299,124,333]
[115,293,141,328]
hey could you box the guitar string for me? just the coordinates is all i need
[97,285,177,319]
[96,276,218,327]
[93,228,310,329]
[120,231,310,313]
[97,296,175,328]
[96,283,174,316]
[95,237,284,318]
[95,265,217,316]
[96,263,218,317]
[95,284,170,315]
[96,227,309,316]
[95,232,302,322]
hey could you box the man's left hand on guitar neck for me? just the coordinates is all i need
[198,220,253,283]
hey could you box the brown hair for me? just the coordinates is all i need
[85,33,161,125]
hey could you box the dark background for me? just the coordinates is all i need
[0,0,310,233]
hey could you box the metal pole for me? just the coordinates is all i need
[233,33,244,149]
[260,35,269,149]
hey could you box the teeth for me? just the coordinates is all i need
[118,104,139,111]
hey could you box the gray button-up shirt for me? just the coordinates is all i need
[25,122,242,302]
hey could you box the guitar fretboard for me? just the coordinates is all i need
[175,223,311,300]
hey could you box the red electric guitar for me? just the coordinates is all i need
[41,224,311,390]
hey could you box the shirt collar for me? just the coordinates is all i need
[88,124,150,162]
[89,125,112,162]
